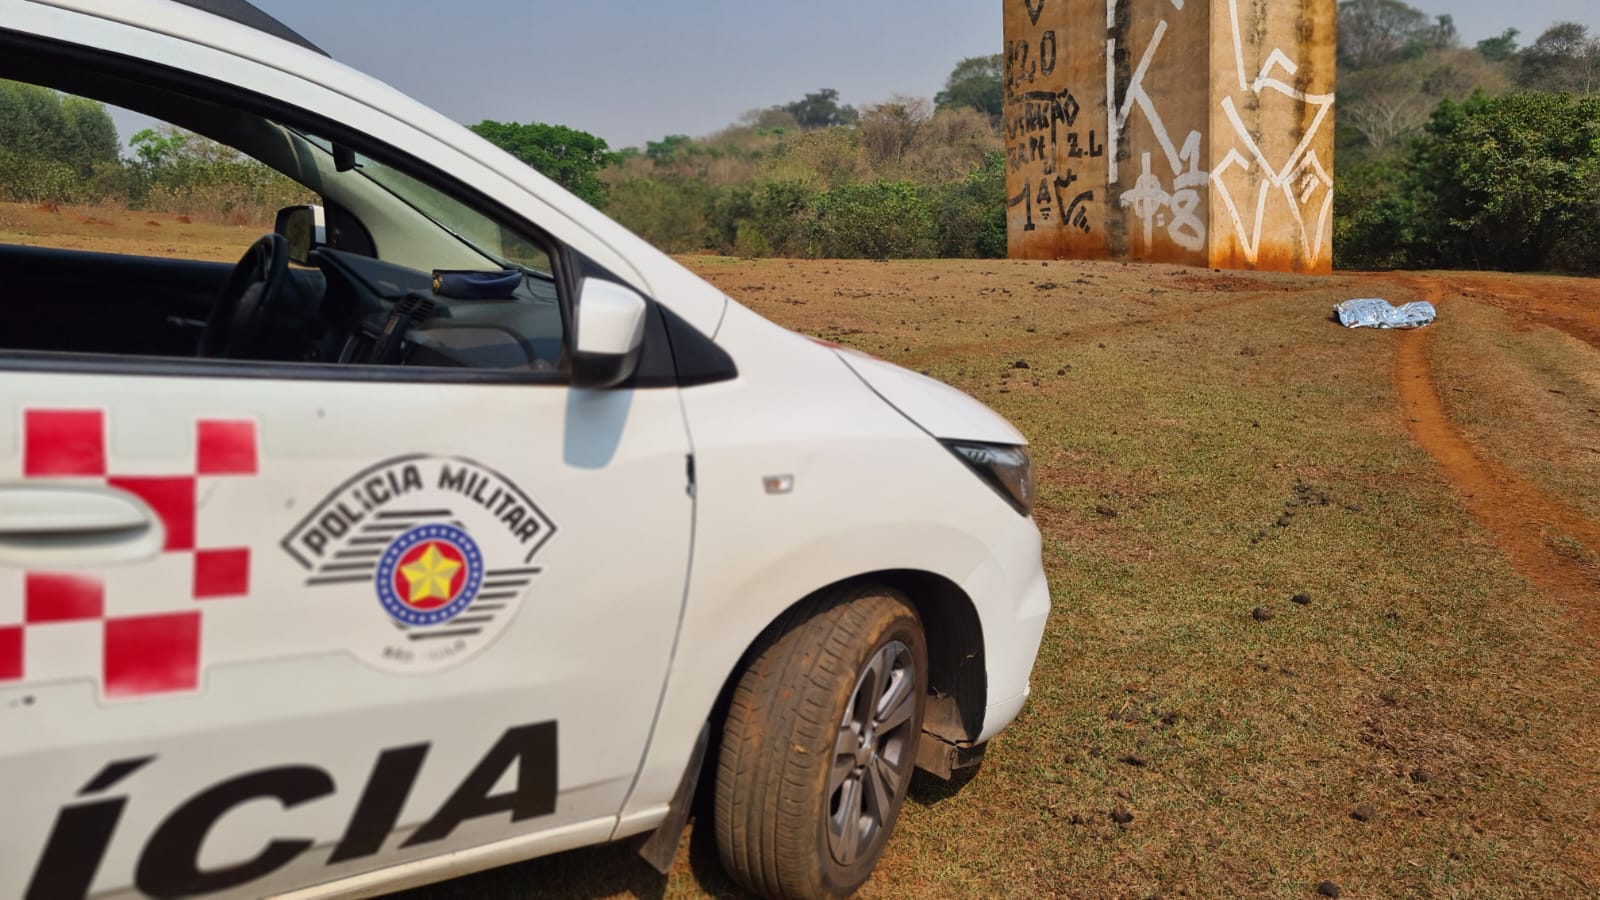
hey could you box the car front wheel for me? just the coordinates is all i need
[715,586,928,898]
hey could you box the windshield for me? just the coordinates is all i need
[299,133,552,275]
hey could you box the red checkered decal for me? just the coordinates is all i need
[1,410,259,699]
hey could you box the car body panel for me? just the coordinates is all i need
[0,368,693,898]
[619,302,1049,821]
[834,348,1029,445]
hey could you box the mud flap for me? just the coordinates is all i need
[633,721,710,874]
[914,734,987,781]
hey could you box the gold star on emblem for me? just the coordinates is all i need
[400,543,463,604]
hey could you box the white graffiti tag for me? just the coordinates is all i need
[1120,143,1208,252]
[1106,9,1210,253]
[1209,0,1337,265]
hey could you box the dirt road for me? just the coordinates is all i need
[1388,273,1600,620]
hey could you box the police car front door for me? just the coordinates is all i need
[0,368,692,897]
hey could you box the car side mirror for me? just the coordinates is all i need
[571,278,648,389]
[274,204,326,265]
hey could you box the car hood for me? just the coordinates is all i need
[833,349,1027,446]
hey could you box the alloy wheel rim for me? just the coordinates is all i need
[827,639,916,866]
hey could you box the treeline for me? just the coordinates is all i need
[1336,3,1600,272]
[0,80,305,223]
[463,73,1007,259]
[596,82,1008,260]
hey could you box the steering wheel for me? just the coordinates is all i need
[198,234,290,359]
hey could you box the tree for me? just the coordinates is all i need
[859,96,933,171]
[646,135,693,165]
[739,107,800,132]
[1342,65,1438,153]
[1477,28,1520,63]
[934,55,1003,125]
[1343,49,1511,153]
[1412,91,1600,270]
[1403,15,1459,58]
[1517,23,1600,94]
[470,120,617,209]
[1337,0,1432,70]
[783,89,858,130]
[130,127,190,169]
[0,80,118,177]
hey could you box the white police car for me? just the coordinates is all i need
[0,1,1050,896]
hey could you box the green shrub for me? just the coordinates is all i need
[0,148,86,203]
[733,221,772,258]
[935,152,1007,258]
[1334,91,1600,273]
[606,177,712,253]
[1411,91,1600,271]
[806,180,938,259]
[1333,157,1422,269]
[705,179,818,257]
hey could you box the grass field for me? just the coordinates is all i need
[6,203,1599,898]
[415,260,1600,899]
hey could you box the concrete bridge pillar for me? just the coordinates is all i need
[1004,0,1337,273]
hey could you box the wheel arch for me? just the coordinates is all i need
[706,569,988,767]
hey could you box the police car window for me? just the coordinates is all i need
[297,134,552,276]
[0,77,567,378]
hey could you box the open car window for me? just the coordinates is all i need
[0,73,568,380]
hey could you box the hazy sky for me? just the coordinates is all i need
[246,0,999,149]
[122,1,1600,150]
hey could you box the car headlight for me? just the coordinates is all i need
[941,440,1035,517]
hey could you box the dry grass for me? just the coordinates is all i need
[0,200,266,262]
[6,208,1599,897]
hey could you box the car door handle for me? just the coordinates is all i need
[0,485,165,568]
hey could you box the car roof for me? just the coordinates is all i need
[166,0,326,56]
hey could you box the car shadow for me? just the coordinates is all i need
[388,812,753,900]
[906,764,982,807]
[392,768,976,898]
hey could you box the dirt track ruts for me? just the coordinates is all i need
[1391,274,1600,617]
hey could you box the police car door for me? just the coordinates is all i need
[0,21,692,900]
[4,370,693,897]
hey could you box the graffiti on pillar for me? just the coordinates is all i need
[1004,0,1102,237]
[1210,0,1336,265]
[1106,11,1210,256]
[1122,151,1207,251]
[1099,0,1336,268]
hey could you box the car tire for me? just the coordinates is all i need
[715,585,928,899]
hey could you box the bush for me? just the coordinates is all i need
[806,180,938,259]
[935,152,1007,259]
[599,94,999,260]
[703,179,818,257]
[1411,91,1600,271]
[0,148,86,203]
[1334,91,1600,273]
[1333,157,1422,269]
[607,178,712,253]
